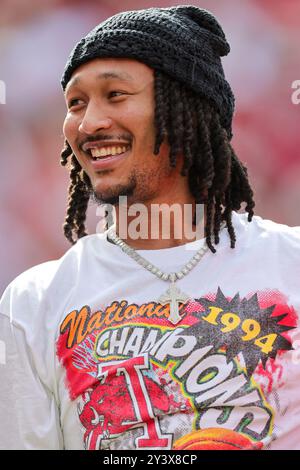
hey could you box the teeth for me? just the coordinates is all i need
[90,145,129,158]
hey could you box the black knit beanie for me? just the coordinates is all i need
[61,5,235,139]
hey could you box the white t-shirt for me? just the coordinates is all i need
[0,212,300,450]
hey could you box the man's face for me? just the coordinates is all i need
[63,58,187,206]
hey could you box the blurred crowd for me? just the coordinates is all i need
[0,0,299,295]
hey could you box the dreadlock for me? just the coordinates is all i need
[60,70,255,252]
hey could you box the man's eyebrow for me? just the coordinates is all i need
[97,71,134,81]
[65,71,134,92]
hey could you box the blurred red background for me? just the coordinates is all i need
[0,0,299,295]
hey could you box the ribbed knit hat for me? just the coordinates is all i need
[61,5,235,139]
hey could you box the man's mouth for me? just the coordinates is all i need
[90,145,130,160]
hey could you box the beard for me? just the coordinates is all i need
[89,171,152,233]
[89,173,137,206]
[89,166,162,207]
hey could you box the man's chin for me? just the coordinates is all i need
[91,191,121,206]
[90,184,136,207]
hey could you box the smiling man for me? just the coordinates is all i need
[1,5,300,451]
[63,57,199,249]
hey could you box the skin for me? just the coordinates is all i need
[63,58,203,249]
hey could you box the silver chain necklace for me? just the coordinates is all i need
[107,227,214,325]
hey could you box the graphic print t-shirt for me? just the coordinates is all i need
[0,212,300,450]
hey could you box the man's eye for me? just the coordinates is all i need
[68,98,84,108]
[108,91,125,99]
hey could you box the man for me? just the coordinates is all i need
[0,6,299,451]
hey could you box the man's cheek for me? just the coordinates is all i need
[63,115,77,140]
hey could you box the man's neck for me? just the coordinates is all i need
[113,200,206,250]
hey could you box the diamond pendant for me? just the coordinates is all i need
[157,281,190,325]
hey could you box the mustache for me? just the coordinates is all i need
[78,133,132,151]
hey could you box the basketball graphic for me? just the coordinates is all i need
[173,428,263,450]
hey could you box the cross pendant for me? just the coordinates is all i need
[157,281,190,325]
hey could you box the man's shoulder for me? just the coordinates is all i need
[0,233,106,310]
[233,211,300,249]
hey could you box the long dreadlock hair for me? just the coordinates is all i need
[60,69,255,253]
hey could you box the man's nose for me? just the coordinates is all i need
[78,102,113,134]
